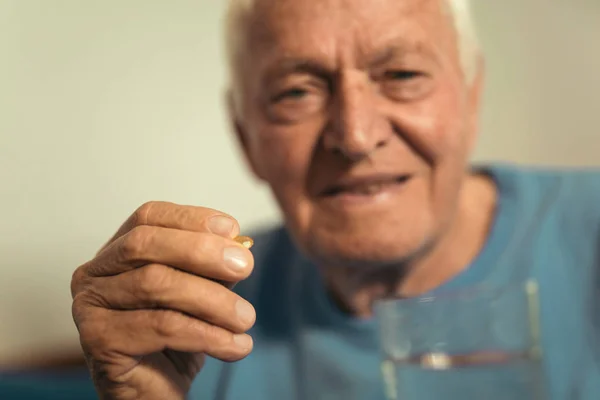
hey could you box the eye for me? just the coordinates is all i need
[272,88,308,103]
[266,83,328,123]
[384,70,422,81]
[379,70,433,101]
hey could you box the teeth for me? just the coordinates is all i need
[325,178,408,197]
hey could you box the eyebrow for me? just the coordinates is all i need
[261,39,440,81]
[367,40,441,68]
[263,57,333,80]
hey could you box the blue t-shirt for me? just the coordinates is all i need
[191,164,600,400]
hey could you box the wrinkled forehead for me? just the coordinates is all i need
[239,0,456,68]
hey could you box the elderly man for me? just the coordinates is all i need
[70,0,600,399]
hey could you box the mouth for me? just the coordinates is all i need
[320,174,412,198]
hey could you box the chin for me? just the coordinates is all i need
[274,180,445,270]
[299,211,437,270]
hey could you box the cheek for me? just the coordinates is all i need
[385,84,470,219]
[250,121,321,195]
[388,85,469,164]
[431,83,471,155]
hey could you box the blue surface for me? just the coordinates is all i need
[0,370,97,399]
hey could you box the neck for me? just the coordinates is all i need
[323,172,498,319]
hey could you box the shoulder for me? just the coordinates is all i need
[486,163,600,258]
[485,163,600,216]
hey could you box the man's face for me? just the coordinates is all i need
[231,0,482,269]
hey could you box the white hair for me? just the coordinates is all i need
[224,0,480,89]
[445,0,480,83]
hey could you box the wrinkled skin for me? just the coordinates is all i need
[231,0,494,303]
[71,0,496,398]
[72,203,256,399]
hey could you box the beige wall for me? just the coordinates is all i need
[0,1,598,362]
[472,0,600,166]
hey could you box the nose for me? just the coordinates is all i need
[323,70,391,161]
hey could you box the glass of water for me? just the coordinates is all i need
[375,280,548,400]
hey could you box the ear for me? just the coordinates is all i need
[466,55,485,151]
[226,90,266,181]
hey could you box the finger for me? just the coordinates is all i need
[88,264,256,333]
[77,307,253,363]
[100,202,241,253]
[88,226,254,280]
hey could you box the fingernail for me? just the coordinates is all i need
[223,247,248,271]
[235,300,255,325]
[207,215,235,237]
[233,333,253,350]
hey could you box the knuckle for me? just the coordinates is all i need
[198,322,229,348]
[84,283,112,309]
[71,295,88,324]
[72,293,107,325]
[153,310,187,338]
[189,233,212,263]
[71,264,89,298]
[119,225,154,260]
[77,320,97,343]
[76,311,110,352]
[133,264,171,300]
[203,282,229,305]
[133,201,160,225]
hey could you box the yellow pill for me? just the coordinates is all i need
[234,235,254,249]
